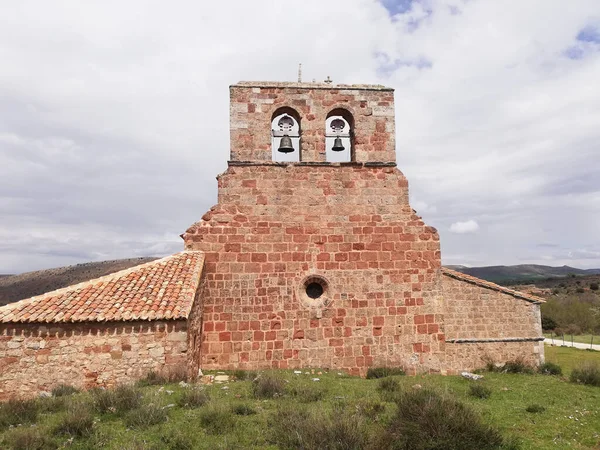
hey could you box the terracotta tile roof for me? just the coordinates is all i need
[442,267,544,304]
[0,251,204,324]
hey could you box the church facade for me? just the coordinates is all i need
[0,82,544,399]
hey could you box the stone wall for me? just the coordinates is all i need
[184,163,446,376]
[442,274,544,372]
[445,341,544,373]
[230,82,396,163]
[0,320,187,400]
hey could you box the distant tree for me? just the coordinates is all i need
[541,294,599,334]
[541,316,558,331]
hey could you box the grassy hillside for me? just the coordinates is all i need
[1,346,599,449]
[0,257,158,306]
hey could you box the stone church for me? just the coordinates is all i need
[0,81,544,399]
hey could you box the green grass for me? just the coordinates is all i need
[0,348,599,449]
[545,343,600,375]
[544,333,599,346]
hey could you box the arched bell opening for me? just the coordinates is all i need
[271,107,301,162]
[325,108,354,162]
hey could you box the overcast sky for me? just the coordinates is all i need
[1,0,599,274]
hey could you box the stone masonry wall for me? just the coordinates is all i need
[0,320,187,400]
[184,163,445,376]
[445,341,544,374]
[230,82,396,163]
[442,274,544,372]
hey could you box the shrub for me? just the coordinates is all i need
[137,371,166,387]
[590,282,599,291]
[177,388,209,408]
[124,403,168,429]
[538,362,562,376]
[51,384,79,397]
[137,365,187,387]
[525,404,546,413]
[288,384,326,402]
[355,400,386,419]
[159,428,194,450]
[54,402,94,437]
[377,377,401,393]
[163,365,188,383]
[376,389,513,450]
[198,404,235,434]
[252,373,285,399]
[0,398,39,428]
[366,367,405,379]
[91,385,142,414]
[482,356,499,373]
[570,363,600,387]
[502,358,534,374]
[576,287,585,294]
[269,407,368,450]
[232,403,257,416]
[113,385,143,412]
[233,369,257,381]
[3,426,57,450]
[482,357,533,374]
[37,396,66,414]
[469,384,492,399]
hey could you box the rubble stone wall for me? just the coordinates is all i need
[445,341,544,373]
[442,274,544,372]
[0,320,187,400]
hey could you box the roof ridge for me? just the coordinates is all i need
[0,251,203,316]
[441,267,544,304]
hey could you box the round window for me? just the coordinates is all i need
[298,275,331,310]
[306,282,324,299]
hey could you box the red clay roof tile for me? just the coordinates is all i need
[441,267,544,304]
[0,251,204,324]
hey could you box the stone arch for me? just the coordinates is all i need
[326,108,354,162]
[271,107,301,162]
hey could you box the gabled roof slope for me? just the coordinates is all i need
[442,267,544,304]
[0,251,204,324]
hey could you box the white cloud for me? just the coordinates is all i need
[449,220,480,234]
[412,199,437,215]
[0,0,599,272]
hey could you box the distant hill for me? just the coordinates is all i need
[0,257,159,306]
[445,264,600,284]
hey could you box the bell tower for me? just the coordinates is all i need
[229,81,396,163]
[184,81,444,376]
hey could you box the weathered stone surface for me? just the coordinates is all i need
[0,320,187,400]
[183,81,543,377]
[229,83,396,163]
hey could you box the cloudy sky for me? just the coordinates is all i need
[1,0,599,274]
